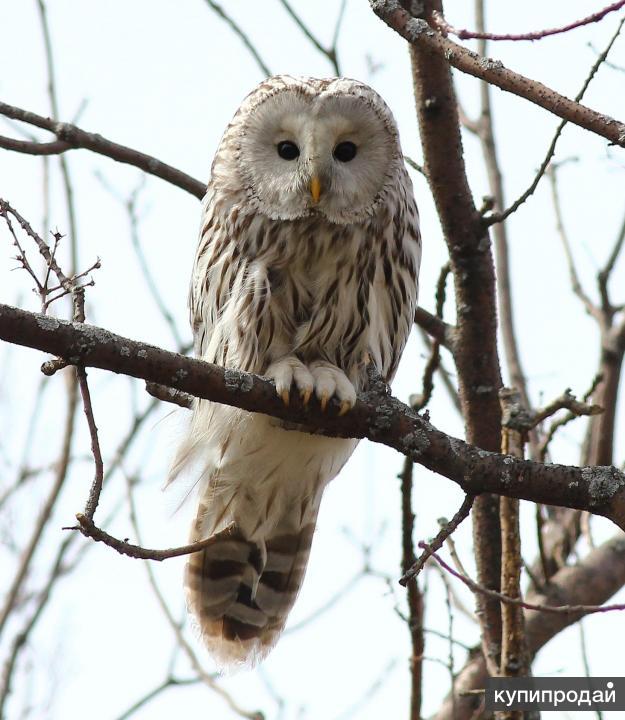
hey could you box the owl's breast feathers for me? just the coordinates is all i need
[191,171,421,386]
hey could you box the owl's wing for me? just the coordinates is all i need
[189,193,277,373]
[189,193,228,362]
[372,174,422,382]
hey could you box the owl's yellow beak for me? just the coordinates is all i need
[310,176,322,204]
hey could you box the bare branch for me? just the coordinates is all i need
[370,2,625,148]
[432,1,625,42]
[435,534,625,720]
[0,373,77,638]
[473,0,532,424]
[598,205,625,312]
[412,263,451,411]
[487,16,625,226]
[203,0,271,77]
[399,456,424,719]
[0,102,206,198]
[2,304,625,526]
[66,513,244,561]
[413,307,455,350]
[123,474,264,719]
[114,677,201,720]
[400,494,475,584]
[531,388,603,429]
[547,165,602,320]
[77,369,104,520]
[425,541,625,616]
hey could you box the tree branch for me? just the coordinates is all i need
[2,302,625,530]
[401,0,505,675]
[0,102,206,198]
[434,534,625,720]
[432,1,625,42]
[369,1,625,148]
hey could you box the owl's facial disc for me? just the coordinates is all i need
[236,88,399,224]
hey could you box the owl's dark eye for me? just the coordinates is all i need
[333,141,357,162]
[277,140,300,160]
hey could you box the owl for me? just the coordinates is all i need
[170,75,421,667]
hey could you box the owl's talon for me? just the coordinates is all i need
[319,393,329,412]
[338,400,352,416]
[301,389,312,406]
[281,389,290,406]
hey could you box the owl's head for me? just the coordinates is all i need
[216,76,404,225]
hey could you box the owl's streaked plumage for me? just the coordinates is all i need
[171,75,421,667]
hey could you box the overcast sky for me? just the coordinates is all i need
[1,1,624,718]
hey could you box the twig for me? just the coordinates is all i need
[203,0,271,77]
[145,382,193,408]
[473,0,533,429]
[443,530,468,578]
[598,205,625,314]
[0,199,98,320]
[0,374,77,639]
[438,569,457,720]
[36,0,80,274]
[413,307,455,350]
[400,493,475,585]
[486,16,625,226]
[67,513,238,561]
[415,329,462,414]
[286,571,365,634]
[114,677,202,720]
[278,0,343,74]
[332,659,398,720]
[538,375,604,461]
[530,388,603,429]
[95,173,186,348]
[123,474,263,719]
[548,164,602,320]
[579,619,604,720]
[399,456,424,720]
[404,154,426,176]
[412,263,450,411]
[370,3,625,148]
[423,544,625,615]
[0,102,205,199]
[77,368,104,520]
[431,2,625,42]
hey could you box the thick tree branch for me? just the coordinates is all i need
[402,0,504,675]
[2,303,625,531]
[0,102,206,199]
[370,1,625,148]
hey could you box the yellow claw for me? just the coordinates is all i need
[319,393,329,412]
[281,389,290,406]
[301,388,312,406]
[338,400,352,416]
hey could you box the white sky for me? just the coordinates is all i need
[1,1,624,718]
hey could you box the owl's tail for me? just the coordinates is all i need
[184,506,318,668]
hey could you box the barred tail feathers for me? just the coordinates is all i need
[179,405,358,667]
[185,508,318,667]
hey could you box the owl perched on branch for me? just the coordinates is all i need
[170,75,421,667]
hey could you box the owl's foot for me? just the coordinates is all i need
[265,357,314,407]
[308,361,357,415]
[265,358,357,414]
